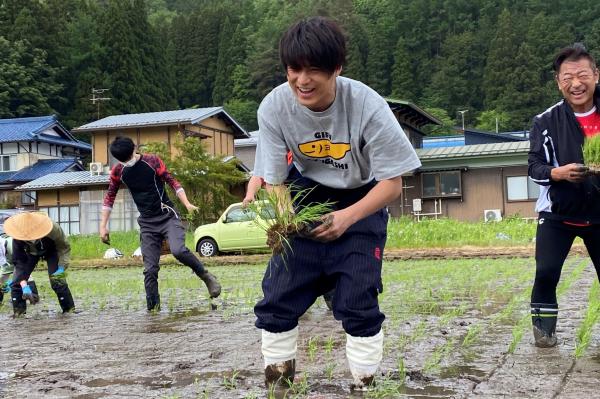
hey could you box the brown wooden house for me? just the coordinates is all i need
[392,141,538,221]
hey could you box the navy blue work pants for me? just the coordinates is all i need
[255,208,388,337]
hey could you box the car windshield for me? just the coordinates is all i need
[259,204,276,220]
[225,207,256,223]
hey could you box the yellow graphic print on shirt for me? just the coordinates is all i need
[298,139,351,160]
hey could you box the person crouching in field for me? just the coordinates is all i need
[528,44,600,347]
[0,235,15,305]
[252,17,421,390]
[99,137,221,311]
[4,212,74,316]
[1,235,39,308]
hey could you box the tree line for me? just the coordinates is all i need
[2,0,600,135]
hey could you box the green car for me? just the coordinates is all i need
[194,201,275,257]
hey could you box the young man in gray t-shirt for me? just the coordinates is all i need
[253,16,421,390]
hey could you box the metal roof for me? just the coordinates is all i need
[8,159,82,182]
[234,130,259,148]
[73,107,250,139]
[464,128,528,143]
[0,115,89,149]
[422,135,465,148]
[385,98,442,128]
[16,171,109,191]
[416,141,530,160]
[0,172,14,183]
[0,115,56,142]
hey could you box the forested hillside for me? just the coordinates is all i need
[1,0,599,134]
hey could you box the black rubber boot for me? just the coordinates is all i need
[0,290,3,304]
[531,303,558,348]
[198,271,221,298]
[11,286,27,316]
[264,359,296,388]
[146,294,161,311]
[28,281,40,304]
[50,279,75,313]
[57,289,75,313]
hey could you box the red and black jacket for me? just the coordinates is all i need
[103,154,183,218]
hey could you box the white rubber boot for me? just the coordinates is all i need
[262,327,298,387]
[346,330,383,390]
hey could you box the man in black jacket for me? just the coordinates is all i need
[528,44,600,347]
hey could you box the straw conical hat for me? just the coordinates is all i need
[4,212,53,241]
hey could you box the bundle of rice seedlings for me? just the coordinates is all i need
[583,134,600,174]
[248,186,334,257]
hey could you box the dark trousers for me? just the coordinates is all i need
[138,210,206,299]
[531,216,600,305]
[255,208,388,337]
[11,249,74,313]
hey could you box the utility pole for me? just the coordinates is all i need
[458,110,468,131]
[90,88,111,120]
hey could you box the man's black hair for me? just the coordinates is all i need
[553,43,597,73]
[109,136,135,162]
[279,16,346,75]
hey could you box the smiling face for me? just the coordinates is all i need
[287,65,341,112]
[556,59,599,113]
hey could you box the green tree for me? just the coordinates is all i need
[422,107,456,136]
[224,99,259,132]
[0,38,61,117]
[422,31,484,116]
[475,110,511,132]
[483,9,523,112]
[98,0,175,116]
[212,18,247,105]
[390,37,415,101]
[144,136,247,226]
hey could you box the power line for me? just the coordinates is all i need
[90,88,111,120]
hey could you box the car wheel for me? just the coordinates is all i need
[197,238,218,257]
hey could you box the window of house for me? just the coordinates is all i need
[1,142,18,154]
[20,191,36,205]
[422,171,462,198]
[0,155,17,171]
[506,176,539,201]
[38,205,80,235]
[79,189,139,235]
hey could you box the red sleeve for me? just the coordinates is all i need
[102,164,123,210]
[152,155,182,193]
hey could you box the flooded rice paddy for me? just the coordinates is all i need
[1,255,600,398]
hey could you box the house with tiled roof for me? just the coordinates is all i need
[0,115,90,220]
[19,108,249,235]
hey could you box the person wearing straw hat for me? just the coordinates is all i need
[4,212,75,316]
[0,235,38,306]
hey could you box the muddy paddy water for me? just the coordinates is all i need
[1,255,600,398]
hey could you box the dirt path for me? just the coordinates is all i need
[70,244,588,269]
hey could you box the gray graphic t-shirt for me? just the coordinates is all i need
[254,76,421,189]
